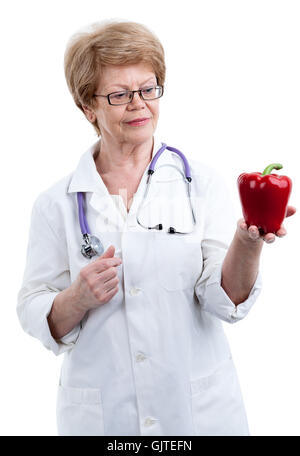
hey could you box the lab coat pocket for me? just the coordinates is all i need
[57,384,105,436]
[190,357,249,436]
[154,232,202,291]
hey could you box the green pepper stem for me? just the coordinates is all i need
[262,163,283,176]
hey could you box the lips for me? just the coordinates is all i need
[125,117,150,126]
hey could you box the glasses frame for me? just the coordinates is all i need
[93,85,164,105]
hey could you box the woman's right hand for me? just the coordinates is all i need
[72,245,122,312]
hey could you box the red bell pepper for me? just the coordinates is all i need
[237,163,292,234]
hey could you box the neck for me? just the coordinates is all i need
[95,136,154,175]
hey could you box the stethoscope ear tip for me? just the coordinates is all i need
[151,224,163,230]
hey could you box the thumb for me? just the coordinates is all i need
[99,245,115,260]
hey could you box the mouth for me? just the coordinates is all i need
[125,118,150,126]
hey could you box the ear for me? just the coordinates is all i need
[82,104,96,123]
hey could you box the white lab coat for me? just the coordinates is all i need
[17,137,262,436]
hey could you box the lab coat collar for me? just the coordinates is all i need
[67,138,103,194]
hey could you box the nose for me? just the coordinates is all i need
[128,91,146,109]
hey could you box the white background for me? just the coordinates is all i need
[0,0,299,436]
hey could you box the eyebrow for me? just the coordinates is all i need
[104,77,156,92]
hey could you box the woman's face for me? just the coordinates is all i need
[84,63,160,145]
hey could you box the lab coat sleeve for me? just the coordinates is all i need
[194,170,262,323]
[17,196,81,355]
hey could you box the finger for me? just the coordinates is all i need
[248,225,260,240]
[101,266,118,283]
[101,286,119,303]
[276,226,287,237]
[263,233,276,243]
[285,206,297,217]
[103,276,119,292]
[238,219,248,231]
[94,257,122,273]
[98,245,115,260]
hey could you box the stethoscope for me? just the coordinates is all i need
[78,143,196,259]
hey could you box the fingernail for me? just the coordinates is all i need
[249,231,258,239]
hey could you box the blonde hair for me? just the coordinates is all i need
[64,20,166,136]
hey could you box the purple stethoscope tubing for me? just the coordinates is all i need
[77,192,91,235]
[77,143,195,245]
[148,143,192,180]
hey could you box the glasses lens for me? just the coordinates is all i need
[141,86,163,100]
[109,91,132,105]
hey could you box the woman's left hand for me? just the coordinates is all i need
[237,205,297,244]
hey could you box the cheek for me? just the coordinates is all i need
[97,107,124,129]
[149,102,159,120]
[153,108,160,125]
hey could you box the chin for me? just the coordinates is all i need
[124,128,154,143]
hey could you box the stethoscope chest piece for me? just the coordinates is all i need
[81,233,104,259]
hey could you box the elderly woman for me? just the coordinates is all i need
[17,20,295,436]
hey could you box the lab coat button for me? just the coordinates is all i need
[230,310,238,319]
[136,352,147,362]
[129,287,142,296]
[144,417,156,427]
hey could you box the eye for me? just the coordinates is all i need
[142,87,154,94]
[111,91,127,99]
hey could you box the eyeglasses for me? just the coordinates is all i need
[93,85,164,105]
